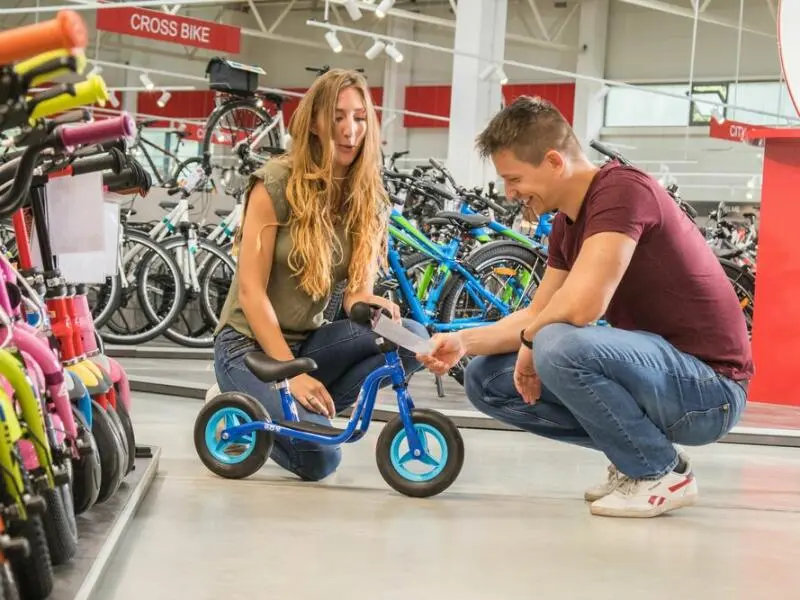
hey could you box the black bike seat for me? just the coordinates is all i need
[244,352,317,383]
[263,92,285,107]
[742,211,757,219]
[716,248,743,260]
[159,200,195,211]
[214,209,232,218]
[429,211,491,229]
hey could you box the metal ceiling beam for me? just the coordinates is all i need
[524,0,551,41]
[326,0,580,52]
[614,0,776,38]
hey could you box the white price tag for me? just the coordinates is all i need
[46,171,105,255]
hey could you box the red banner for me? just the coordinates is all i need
[708,117,757,143]
[96,7,241,53]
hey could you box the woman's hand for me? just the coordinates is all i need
[351,294,402,323]
[289,374,336,418]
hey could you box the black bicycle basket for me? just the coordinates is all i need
[206,57,266,94]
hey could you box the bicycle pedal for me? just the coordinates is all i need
[277,420,346,437]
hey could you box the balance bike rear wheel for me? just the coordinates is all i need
[194,392,274,479]
[376,409,464,498]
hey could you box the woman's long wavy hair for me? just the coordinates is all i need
[247,69,388,301]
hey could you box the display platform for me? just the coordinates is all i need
[105,344,213,361]
[51,445,161,600]
[128,369,800,448]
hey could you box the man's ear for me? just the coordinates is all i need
[544,149,565,172]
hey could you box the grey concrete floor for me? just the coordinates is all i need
[93,386,800,600]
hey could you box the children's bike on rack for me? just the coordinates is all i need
[195,302,465,498]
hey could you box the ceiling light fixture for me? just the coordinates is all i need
[384,43,403,63]
[375,0,394,18]
[325,29,343,53]
[365,39,386,60]
[344,0,362,20]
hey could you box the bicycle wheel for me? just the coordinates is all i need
[439,241,545,324]
[719,258,755,339]
[201,98,281,171]
[99,230,186,345]
[438,242,546,385]
[139,237,235,348]
[85,273,121,331]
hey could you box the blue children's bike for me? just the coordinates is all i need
[194,302,465,498]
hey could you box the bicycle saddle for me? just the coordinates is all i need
[244,352,317,383]
[427,211,491,229]
[159,200,195,211]
[214,208,232,218]
[263,92,286,107]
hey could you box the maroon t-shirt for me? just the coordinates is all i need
[547,161,753,381]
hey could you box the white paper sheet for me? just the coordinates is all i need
[372,313,434,354]
[46,171,105,255]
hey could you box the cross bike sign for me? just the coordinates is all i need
[95,7,241,53]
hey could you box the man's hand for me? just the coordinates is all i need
[416,333,466,376]
[514,345,541,404]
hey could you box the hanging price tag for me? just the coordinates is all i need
[46,171,105,255]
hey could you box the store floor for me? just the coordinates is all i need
[94,390,800,600]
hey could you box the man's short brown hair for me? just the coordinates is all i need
[476,95,581,166]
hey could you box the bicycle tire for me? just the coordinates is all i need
[88,273,122,331]
[201,98,280,164]
[438,242,546,324]
[139,237,234,348]
[100,231,186,345]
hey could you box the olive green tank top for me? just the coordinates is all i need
[215,159,352,343]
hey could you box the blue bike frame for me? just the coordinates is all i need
[387,213,525,332]
[219,348,427,456]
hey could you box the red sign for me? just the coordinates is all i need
[96,7,241,53]
[708,117,757,143]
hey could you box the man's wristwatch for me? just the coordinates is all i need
[520,329,534,349]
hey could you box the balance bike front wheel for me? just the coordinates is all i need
[194,392,274,479]
[376,409,464,498]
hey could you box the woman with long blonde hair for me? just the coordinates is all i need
[213,69,428,482]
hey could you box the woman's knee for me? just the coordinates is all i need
[292,444,342,482]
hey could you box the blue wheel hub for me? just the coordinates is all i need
[389,423,448,482]
[204,406,256,465]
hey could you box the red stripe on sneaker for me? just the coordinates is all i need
[668,474,694,493]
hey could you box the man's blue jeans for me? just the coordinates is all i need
[464,323,748,479]
[214,318,428,482]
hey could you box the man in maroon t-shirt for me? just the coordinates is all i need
[418,96,752,518]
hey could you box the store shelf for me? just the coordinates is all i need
[51,446,161,600]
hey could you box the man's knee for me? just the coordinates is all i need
[293,445,342,482]
[532,323,594,378]
[463,354,516,410]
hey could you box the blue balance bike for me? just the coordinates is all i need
[194,302,465,498]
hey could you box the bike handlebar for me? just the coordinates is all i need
[59,114,134,148]
[71,147,126,176]
[0,11,87,66]
[28,74,109,122]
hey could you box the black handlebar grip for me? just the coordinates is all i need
[70,147,125,176]
[349,302,374,327]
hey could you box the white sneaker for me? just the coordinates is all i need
[584,464,624,502]
[589,463,698,518]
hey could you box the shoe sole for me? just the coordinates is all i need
[589,493,698,518]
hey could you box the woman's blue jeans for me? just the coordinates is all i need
[464,323,748,480]
[213,318,429,482]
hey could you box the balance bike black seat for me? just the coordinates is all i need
[214,208,232,218]
[428,211,491,229]
[244,352,317,383]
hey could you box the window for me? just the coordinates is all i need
[689,83,728,126]
[727,81,799,125]
[604,84,691,127]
